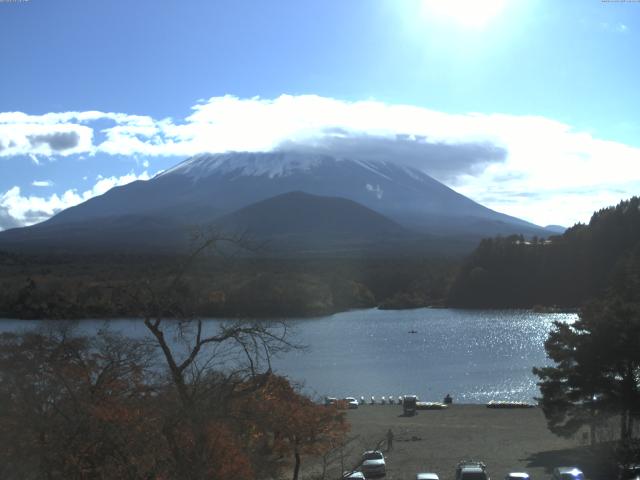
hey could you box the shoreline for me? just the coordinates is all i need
[0,305,580,322]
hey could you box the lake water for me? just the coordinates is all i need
[0,308,577,404]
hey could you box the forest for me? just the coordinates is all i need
[448,197,640,308]
[0,249,456,319]
[2,196,639,318]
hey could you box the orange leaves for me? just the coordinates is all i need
[236,374,350,458]
[205,421,255,479]
[1,328,347,479]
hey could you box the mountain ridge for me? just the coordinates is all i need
[0,151,557,254]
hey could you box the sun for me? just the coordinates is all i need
[419,0,508,29]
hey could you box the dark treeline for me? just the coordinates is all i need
[4,196,640,317]
[0,251,457,319]
[448,196,640,308]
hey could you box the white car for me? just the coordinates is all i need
[361,450,386,477]
[417,473,440,480]
[344,472,366,479]
[505,473,530,480]
[344,397,359,409]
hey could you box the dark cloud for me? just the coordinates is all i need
[0,206,21,231]
[28,131,80,151]
[277,133,507,182]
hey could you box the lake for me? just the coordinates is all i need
[0,308,576,404]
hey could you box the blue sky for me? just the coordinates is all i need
[1,0,639,228]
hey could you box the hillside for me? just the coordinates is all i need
[447,196,640,308]
[216,191,404,238]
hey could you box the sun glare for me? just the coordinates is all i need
[420,0,508,28]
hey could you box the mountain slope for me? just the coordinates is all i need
[0,151,555,254]
[0,192,417,254]
[216,191,405,238]
[213,191,415,253]
[42,151,549,237]
[0,214,189,254]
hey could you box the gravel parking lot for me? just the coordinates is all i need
[305,404,604,480]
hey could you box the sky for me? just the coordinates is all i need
[1,0,639,229]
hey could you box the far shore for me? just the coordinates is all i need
[0,305,580,322]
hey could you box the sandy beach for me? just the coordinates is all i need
[304,404,608,480]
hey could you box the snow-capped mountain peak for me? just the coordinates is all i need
[160,151,335,180]
[36,150,547,243]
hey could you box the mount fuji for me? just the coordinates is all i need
[0,151,554,254]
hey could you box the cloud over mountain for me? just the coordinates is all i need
[1,94,639,227]
[277,133,507,182]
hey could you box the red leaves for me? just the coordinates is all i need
[236,374,350,458]
[205,421,254,479]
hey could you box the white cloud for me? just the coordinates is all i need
[1,95,639,226]
[0,171,150,229]
[31,180,53,187]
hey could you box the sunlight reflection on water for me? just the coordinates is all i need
[0,308,577,404]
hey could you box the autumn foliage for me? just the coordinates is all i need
[237,374,350,479]
[0,327,349,480]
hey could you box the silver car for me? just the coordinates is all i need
[361,450,386,478]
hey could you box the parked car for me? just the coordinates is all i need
[417,473,440,480]
[344,397,359,409]
[551,467,584,480]
[324,397,338,406]
[505,473,530,480]
[344,471,366,479]
[620,464,640,480]
[361,450,386,477]
[456,461,489,480]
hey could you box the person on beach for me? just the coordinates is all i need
[386,428,394,451]
[444,393,453,404]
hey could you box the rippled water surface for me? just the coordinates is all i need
[272,308,576,403]
[0,308,576,403]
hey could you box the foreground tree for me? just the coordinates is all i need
[129,230,303,479]
[533,293,640,447]
[0,231,350,479]
[0,326,163,479]
[0,325,348,479]
[235,374,350,480]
